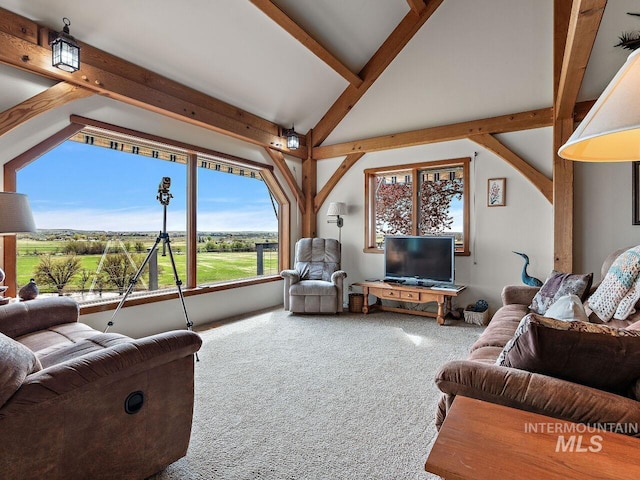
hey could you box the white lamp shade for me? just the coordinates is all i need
[0,193,36,234]
[559,48,640,161]
[327,202,347,216]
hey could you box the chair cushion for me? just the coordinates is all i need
[16,323,129,369]
[289,280,337,296]
[0,332,42,407]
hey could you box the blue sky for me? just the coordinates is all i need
[18,141,278,232]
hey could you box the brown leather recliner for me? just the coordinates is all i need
[0,297,202,479]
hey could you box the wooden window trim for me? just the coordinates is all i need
[364,157,470,256]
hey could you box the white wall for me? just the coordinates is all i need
[80,281,283,338]
[575,162,640,282]
[316,130,554,314]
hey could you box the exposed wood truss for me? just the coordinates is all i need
[0,82,92,137]
[406,0,428,14]
[0,7,306,159]
[555,0,607,121]
[249,0,362,87]
[314,153,365,213]
[311,0,445,146]
[471,134,553,203]
[553,0,607,272]
[314,107,554,159]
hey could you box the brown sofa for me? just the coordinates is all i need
[435,249,640,437]
[0,297,202,479]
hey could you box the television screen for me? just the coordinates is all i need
[384,235,455,285]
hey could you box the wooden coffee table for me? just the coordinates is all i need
[425,396,640,479]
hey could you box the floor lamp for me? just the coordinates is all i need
[0,192,36,301]
[327,202,347,243]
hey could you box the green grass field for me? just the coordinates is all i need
[17,249,279,294]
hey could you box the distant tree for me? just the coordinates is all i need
[102,253,147,295]
[34,255,81,295]
[78,268,92,293]
[417,177,463,234]
[134,241,146,253]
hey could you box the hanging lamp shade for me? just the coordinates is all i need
[558,48,640,161]
[51,18,80,73]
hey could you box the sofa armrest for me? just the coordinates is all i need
[0,330,202,414]
[0,297,79,339]
[436,360,640,437]
[501,285,539,307]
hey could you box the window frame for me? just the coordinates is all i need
[3,116,290,310]
[364,157,470,255]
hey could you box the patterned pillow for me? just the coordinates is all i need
[529,271,593,315]
[496,313,640,394]
[0,332,42,407]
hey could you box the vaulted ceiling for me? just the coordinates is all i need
[1,0,637,154]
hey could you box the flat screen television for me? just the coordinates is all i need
[383,235,455,286]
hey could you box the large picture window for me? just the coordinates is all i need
[11,120,286,305]
[364,157,470,254]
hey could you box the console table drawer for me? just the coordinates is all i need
[369,288,400,299]
[400,290,420,301]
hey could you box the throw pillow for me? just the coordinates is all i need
[496,313,640,395]
[0,332,42,408]
[529,271,593,315]
[544,294,588,322]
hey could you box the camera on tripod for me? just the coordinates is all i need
[157,176,172,205]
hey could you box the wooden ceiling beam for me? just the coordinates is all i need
[249,0,362,87]
[0,82,92,137]
[314,106,553,159]
[406,0,428,14]
[314,152,365,213]
[311,0,445,147]
[472,134,553,203]
[0,7,307,159]
[555,0,607,120]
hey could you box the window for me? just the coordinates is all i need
[364,157,470,254]
[12,120,286,304]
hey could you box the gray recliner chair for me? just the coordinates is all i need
[281,238,347,313]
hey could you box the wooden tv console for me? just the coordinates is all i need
[352,281,465,325]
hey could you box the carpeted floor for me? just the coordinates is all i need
[150,309,483,480]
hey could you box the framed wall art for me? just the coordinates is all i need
[487,178,506,207]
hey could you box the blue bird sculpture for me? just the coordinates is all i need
[512,251,543,287]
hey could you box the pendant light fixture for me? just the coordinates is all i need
[50,17,81,73]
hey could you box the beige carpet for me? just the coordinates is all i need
[150,309,483,480]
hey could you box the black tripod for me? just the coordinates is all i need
[104,177,198,361]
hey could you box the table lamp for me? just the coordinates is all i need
[0,192,37,299]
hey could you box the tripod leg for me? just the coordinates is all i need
[104,234,162,333]
[164,236,199,362]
